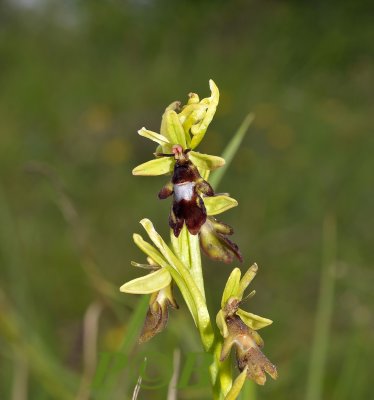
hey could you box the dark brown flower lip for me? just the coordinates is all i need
[222,315,278,385]
[158,150,215,237]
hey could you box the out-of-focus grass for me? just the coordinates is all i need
[210,112,255,190]
[306,215,336,400]
[0,1,373,399]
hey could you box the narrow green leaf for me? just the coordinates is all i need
[306,215,337,400]
[119,295,149,354]
[210,112,255,189]
[225,367,248,400]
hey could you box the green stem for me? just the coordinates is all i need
[187,230,205,299]
[171,226,232,398]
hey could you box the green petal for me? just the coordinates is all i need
[132,157,174,176]
[179,104,207,135]
[216,309,229,338]
[237,263,258,300]
[237,309,273,330]
[120,268,171,294]
[138,127,170,146]
[221,268,241,308]
[188,151,225,171]
[204,195,238,216]
[133,233,167,268]
[163,110,188,148]
[190,79,220,149]
[224,367,248,400]
[160,101,181,139]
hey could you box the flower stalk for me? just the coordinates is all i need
[120,81,277,399]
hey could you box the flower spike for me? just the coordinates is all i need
[121,81,276,397]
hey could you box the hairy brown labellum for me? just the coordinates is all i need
[221,315,278,385]
[158,150,214,237]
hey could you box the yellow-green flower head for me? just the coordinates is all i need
[132,80,224,179]
[216,264,278,386]
[132,80,242,261]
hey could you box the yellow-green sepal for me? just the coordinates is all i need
[221,268,241,308]
[163,110,189,149]
[132,157,174,176]
[120,268,171,294]
[204,195,238,216]
[189,151,225,171]
[236,309,273,330]
[190,79,219,149]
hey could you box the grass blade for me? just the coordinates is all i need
[305,215,337,400]
[210,113,255,190]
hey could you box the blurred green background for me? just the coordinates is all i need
[0,0,373,399]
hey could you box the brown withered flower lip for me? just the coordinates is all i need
[222,315,277,385]
[199,217,242,264]
[139,284,178,343]
[158,147,214,237]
